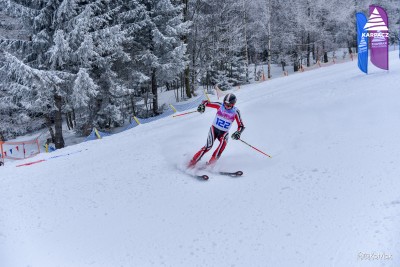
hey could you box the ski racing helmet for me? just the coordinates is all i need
[223,93,237,108]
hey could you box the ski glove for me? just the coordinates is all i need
[231,131,241,140]
[197,103,205,113]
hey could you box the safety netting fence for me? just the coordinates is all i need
[86,92,208,141]
[123,92,207,130]
[0,139,41,165]
[0,92,209,165]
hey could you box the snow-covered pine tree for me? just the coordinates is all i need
[0,2,42,140]
[0,0,78,148]
[1,0,132,140]
[187,0,247,91]
[71,68,98,134]
[47,0,129,131]
[133,0,189,115]
[81,1,130,129]
[1,51,70,145]
[111,0,152,118]
[184,0,211,89]
[0,72,40,140]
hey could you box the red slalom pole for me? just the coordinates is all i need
[239,138,272,158]
[172,110,198,118]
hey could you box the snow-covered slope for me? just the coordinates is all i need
[1,53,400,267]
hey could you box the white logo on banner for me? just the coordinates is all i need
[363,8,388,32]
[358,37,368,53]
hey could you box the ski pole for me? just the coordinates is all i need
[172,110,198,118]
[239,138,272,158]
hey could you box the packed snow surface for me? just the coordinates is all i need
[1,53,400,266]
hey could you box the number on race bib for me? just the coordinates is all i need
[216,118,231,129]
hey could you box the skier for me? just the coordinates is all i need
[188,93,245,168]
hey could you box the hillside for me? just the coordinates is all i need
[1,52,399,267]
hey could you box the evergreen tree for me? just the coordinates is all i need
[0,0,76,148]
[0,0,131,140]
[1,51,71,144]
[134,0,189,114]
[71,68,99,134]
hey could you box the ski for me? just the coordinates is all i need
[196,174,209,180]
[219,171,243,177]
[178,164,241,180]
[177,165,210,181]
[183,171,209,181]
[185,172,209,180]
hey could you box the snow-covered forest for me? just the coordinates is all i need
[0,0,399,147]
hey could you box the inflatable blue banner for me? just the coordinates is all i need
[356,12,368,74]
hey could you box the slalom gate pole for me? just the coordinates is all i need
[172,110,198,118]
[239,139,272,158]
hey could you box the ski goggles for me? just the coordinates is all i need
[224,102,234,108]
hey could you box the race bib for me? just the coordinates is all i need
[213,116,232,131]
[212,106,236,131]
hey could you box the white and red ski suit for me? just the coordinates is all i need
[189,100,245,166]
